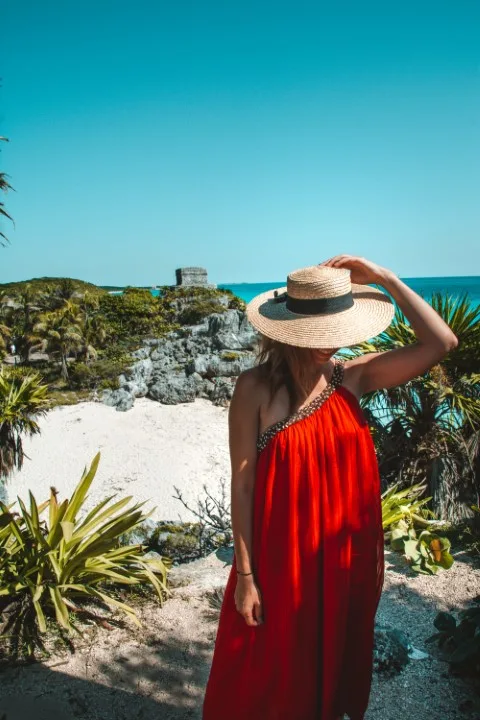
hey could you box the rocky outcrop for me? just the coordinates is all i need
[102,308,259,411]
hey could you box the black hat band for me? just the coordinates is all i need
[273,289,354,315]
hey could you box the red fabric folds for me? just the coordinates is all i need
[202,376,384,720]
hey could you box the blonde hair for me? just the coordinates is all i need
[254,334,339,415]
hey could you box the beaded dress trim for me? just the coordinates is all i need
[256,357,345,454]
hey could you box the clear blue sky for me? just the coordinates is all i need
[1,1,479,286]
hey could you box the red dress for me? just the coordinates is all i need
[202,358,384,720]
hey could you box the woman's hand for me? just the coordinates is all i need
[321,254,459,397]
[319,254,394,286]
[234,575,264,627]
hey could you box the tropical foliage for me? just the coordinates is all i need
[0,135,14,247]
[0,368,49,478]
[31,303,84,381]
[0,278,245,399]
[98,287,175,344]
[0,453,171,659]
[426,601,480,687]
[351,291,480,522]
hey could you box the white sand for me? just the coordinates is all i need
[4,398,231,523]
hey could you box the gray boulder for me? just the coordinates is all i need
[191,352,254,378]
[148,373,196,404]
[102,387,135,412]
[211,377,236,406]
[131,346,151,360]
[121,379,149,398]
[125,357,153,385]
[207,310,258,350]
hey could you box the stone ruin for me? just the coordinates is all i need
[174,267,216,289]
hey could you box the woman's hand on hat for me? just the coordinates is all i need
[319,255,391,286]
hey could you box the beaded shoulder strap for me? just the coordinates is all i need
[256,357,345,453]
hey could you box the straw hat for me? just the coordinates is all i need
[246,264,395,348]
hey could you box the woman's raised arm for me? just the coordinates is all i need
[320,255,459,394]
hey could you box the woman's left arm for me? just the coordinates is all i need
[321,255,459,394]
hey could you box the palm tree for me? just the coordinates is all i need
[31,306,83,381]
[11,283,42,363]
[80,312,108,361]
[0,368,48,479]
[0,136,14,247]
[351,291,480,522]
[0,321,10,359]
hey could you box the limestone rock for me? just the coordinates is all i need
[148,373,196,404]
[102,387,135,412]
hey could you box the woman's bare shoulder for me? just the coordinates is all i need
[232,366,269,406]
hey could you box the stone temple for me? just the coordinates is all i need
[174,267,216,289]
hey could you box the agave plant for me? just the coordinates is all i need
[0,368,49,478]
[380,481,434,530]
[352,291,480,522]
[0,452,171,657]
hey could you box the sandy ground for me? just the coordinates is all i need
[1,398,480,718]
[3,398,231,522]
[0,548,479,720]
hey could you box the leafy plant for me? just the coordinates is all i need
[176,299,226,325]
[426,599,480,680]
[0,453,171,658]
[392,523,454,574]
[381,482,455,573]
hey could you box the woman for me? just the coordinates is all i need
[202,255,458,720]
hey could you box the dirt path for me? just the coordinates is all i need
[1,548,479,720]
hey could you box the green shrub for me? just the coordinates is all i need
[381,482,454,574]
[99,289,177,344]
[426,600,480,682]
[177,300,226,325]
[68,356,131,390]
[0,453,171,659]
[157,285,246,324]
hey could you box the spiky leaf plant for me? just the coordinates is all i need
[0,453,171,658]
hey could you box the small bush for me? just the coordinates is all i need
[150,522,205,564]
[177,300,226,326]
[68,356,131,390]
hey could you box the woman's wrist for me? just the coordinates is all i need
[237,570,254,582]
[375,268,399,290]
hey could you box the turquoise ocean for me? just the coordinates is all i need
[111,276,480,310]
[217,276,480,308]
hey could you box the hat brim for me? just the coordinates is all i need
[246,283,395,348]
